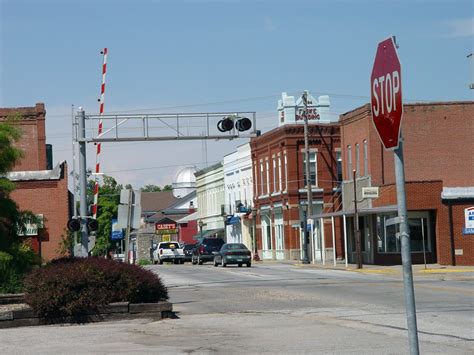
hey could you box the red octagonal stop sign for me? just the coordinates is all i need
[371,37,403,150]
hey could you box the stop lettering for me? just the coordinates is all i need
[370,37,403,150]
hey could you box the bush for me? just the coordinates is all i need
[24,257,168,321]
[0,244,40,293]
[137,259,151,266]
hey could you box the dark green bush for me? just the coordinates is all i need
[0,245,40,293]
[23,257,168,321]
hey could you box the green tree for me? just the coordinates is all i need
[88,175,122,256]
[140,184,172,192]
[0,118,41,292]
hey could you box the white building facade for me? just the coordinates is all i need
[223,143,254,249]
[195,162,225,238]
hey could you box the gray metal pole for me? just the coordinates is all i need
[77,109,89,257]
[353,169,362,269]
[394,137,419,354]
[303,90,311,264]
[124,189,133,264]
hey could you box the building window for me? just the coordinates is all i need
[272,157,277,193]
[259,160,264,196]
[303,152,317,187]
[363,139,368,177]
[254,163,258,196]
[347,145,352,180]
[278,154,282,192]
[336,151,342,184]
[265,159,270,195]
[355,143,360,178]
[284,151,288,191]
[376,213,431,253]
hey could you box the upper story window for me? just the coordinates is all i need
[336,150,342,184]
[284,151,288,191]
[265,159,270,195]
[363,139,368,177]
[355,143,360,178]
[278,153,282,192]
[347,145,352,180]
[259,160,264,196]
[303,151,317,187]
[272,157,277,193]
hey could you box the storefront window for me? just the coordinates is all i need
[377,213,431,253]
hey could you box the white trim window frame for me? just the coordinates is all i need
[278,153,282,192]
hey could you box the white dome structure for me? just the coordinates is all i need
[172,166,197,198]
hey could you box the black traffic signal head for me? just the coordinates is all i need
[217,117,234,132]
[67,218,81,232]
[88,219,99,232]
[235,117,252,131]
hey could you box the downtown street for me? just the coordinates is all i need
[1,262,473,354]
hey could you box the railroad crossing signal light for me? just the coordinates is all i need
[67,218,81,232]
[217,117,234,132]
[88,219,99,232]
[217,116,252,132]
[235,117,252,131]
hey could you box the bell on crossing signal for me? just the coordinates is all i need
[87,219,99,232]
[217,117,234,132]
[67,218,81,232]
[235,117,252,132]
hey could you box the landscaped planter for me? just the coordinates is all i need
[0,301,173,329]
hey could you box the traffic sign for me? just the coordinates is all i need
[370,37,403,150]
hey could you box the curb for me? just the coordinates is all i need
[0,301,173,329]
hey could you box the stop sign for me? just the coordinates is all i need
[370,37,403,150]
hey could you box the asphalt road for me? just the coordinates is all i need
[1,262,473,354]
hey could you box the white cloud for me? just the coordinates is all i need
[444,17,474,38]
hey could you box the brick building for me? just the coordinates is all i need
[250,92,342,261]
[1,103,70,260]
[336,101,473,265]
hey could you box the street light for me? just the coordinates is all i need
[301,204,310,264]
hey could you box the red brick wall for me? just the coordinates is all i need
[341,102,474,186]
[251,124,342,259]
[0,103,47,172]
[445,202,474,266]
[10,163,69,261]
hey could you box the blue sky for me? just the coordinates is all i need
[1,0,473,188]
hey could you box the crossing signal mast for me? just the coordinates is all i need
[71,108,257,256]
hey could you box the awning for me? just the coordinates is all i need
[192,228,225,240]
[226,216,241,225]
[310,205,398,219]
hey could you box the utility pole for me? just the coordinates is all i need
[77,108,89,256]
[302,90,311,264]
[353,169,362,269]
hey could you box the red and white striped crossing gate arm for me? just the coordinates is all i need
[92,47,108,219]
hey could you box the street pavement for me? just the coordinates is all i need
[0,262,472,354]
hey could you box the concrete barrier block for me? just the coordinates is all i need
[129,302,172,314]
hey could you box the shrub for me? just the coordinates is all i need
[24,257,168,321]
[0,244,40,293]
[137,259,151,266]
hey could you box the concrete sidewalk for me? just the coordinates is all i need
[255,259,474,279]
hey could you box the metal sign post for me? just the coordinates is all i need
[370,37,419,354]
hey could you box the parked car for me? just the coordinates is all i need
[192,237,225,265]
[182,243,195,262]
[213,243,251,267]
[153,242,185,264]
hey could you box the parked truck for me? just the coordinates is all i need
[153,242,185,264]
